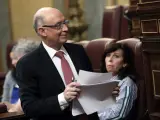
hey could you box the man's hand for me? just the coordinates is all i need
[112,86,120,97]
[64,82,81,102]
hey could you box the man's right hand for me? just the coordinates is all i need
[64,82,81,102]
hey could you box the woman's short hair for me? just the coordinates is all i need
[100,43,136,80]
[12,38,40,58]
[11,38,40,79]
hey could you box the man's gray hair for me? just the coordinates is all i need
[12,38,40,57]
[33,16,44,33]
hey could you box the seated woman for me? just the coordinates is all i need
[98,43,137,120]
[1,38,40,112]
[1,52,17,103]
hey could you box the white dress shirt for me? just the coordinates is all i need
[42,41,78,110]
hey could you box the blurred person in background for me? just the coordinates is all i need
[1,38,40,112]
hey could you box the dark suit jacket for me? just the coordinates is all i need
[16,43,99,120]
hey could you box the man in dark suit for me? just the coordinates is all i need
[16,7,99,120]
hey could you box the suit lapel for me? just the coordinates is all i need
[38,43,65,90]
[37,43,81,90]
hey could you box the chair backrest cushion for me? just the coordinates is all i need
[102,5,122,40]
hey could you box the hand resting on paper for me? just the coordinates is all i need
[64,82,81,102]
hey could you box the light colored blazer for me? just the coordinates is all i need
[1,70,17,102]
[98,76,137,120]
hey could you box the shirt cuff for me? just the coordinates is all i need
[58,92,69,110]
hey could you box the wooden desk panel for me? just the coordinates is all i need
[0,112,28,120]
[128,0,160,120]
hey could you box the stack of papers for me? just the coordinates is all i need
[72,70,120,116]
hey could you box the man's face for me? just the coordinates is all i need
[38,11,69,47]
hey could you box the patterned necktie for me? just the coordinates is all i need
[55,51,73,85]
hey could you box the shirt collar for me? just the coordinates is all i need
[42,41,67,59]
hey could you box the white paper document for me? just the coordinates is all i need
[72,70,120,116]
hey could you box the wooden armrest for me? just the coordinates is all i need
[0,112,28,120]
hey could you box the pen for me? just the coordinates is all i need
[72,77,77,82]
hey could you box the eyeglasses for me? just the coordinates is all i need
[42,20,69,30]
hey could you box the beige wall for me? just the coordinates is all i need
[0,0,11,72]
[106,0,129,6]
[0,51,2,71]
[117,0,129,5]
[9,0,53,41]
